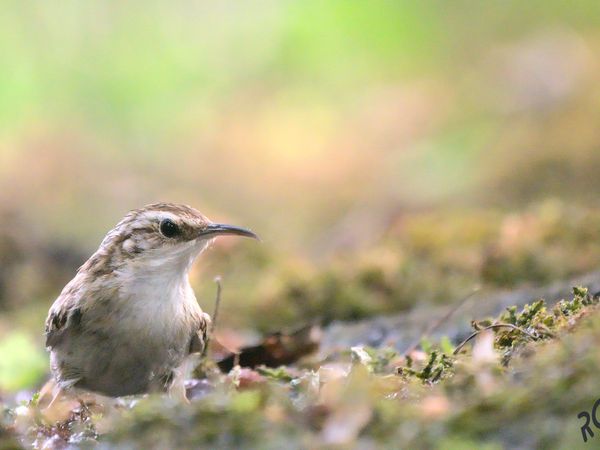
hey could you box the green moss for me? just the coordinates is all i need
[232,202,600,331]
[15,285,600,449]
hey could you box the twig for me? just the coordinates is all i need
[453,323,537,355]
[201,276,222,359]
[403,286,481,356]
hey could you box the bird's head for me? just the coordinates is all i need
[82,203,258,278]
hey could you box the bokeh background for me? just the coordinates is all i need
[2,1,600,393]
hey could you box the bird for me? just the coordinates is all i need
[43,203,258,407]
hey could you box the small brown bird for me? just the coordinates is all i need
[43,203,258,405]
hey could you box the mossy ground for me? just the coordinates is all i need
[6,290,600,449]
[3,202,600,449]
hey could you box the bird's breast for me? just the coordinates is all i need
[85,272,200,358]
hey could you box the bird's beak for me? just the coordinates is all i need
[199,223,260,241]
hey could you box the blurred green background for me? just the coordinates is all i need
[2,0,600,392]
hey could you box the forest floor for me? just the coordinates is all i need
[3,202,600,449]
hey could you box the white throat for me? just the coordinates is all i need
[116,239,209,308]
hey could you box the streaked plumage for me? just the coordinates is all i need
[44,203,257,399]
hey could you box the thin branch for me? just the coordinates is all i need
[201,276,222,359]
[403,286,481,356]
[453,323,537,355]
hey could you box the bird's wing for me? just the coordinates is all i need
[45,280,86,349]
[189,312,211,354]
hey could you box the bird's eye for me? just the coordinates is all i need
[159,219,179,238]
